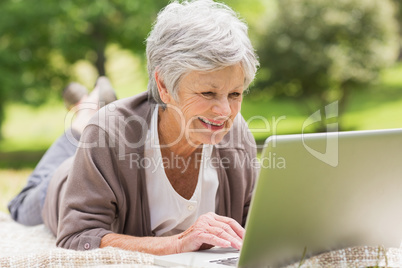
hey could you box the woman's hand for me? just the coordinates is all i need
[174,212,244,253]
[100,212,244,255]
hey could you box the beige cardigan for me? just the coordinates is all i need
[42,92,257,251]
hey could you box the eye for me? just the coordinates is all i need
[229,92,242,98]
[201,92,215,98]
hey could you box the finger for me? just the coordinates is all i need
[211,213,245,239]
[210,220,243,243]
[197,232,232,248]
[207,226,242,250]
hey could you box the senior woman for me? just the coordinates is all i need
[9,0,259,255]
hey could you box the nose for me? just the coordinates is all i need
[212,96,231,117]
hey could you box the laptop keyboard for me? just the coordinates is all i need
[210,256,239,266]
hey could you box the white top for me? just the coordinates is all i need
[145,105,219,237]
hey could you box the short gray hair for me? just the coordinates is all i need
[146,0,259,106]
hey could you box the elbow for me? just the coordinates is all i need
[56,231,106,251]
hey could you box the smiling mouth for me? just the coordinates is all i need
[198,117,225,127]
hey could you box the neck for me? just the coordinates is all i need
[158,106,201,157]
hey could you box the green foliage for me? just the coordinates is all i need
[0,0,169,100]
[49,0,169,74]
[257,0,399,129]
[0,0,169,139]
[389,0,402,58]
[0,0,268,140]
[0,1,67,103]
[0,0,67,137]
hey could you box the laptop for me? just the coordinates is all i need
[155,128,402,267]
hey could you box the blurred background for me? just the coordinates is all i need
[1,0,402,212]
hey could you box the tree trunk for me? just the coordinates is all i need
[92,23,107,76]
[95,42,106,76]
[0,95,5,140]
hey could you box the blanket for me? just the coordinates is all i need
[2,211,402,267]
[0,212,156,267]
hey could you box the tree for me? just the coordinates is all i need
[0,0,68,139]
[0,0,266,140]
[49,0,169,76]
[0,0,169,139]
[389,0,402,59]
[256,0,399,131]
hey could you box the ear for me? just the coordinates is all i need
[155,71,172,104]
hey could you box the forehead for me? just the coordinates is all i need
[181,64,245,89]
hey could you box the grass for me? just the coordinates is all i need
[0,101,66,152]
[0,46,149,212]
[1,54,402,213]
[242,62,402,142]
[0,169,32,213]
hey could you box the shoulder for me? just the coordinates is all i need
[87,91,156,132]
[82,91,156,154]
[91,91,154,126]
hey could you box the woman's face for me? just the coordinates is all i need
[163,64,245,146]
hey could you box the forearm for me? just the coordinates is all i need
[100,213,244,255]
[100,233,179,255]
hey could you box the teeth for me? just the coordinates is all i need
[199,117,224,127]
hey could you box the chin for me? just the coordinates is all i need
[201,132,228,145]
[197,124,233,145]
[187,121,233,146]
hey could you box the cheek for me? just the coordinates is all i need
[230,99,242,116]
[181,97,209,118]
